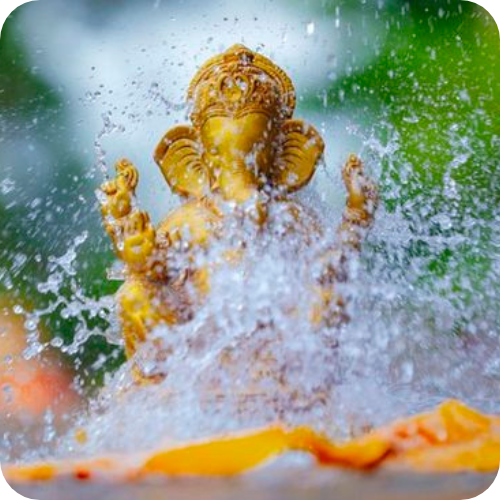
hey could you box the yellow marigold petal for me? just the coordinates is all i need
[142,427,289,476]
[3,464,55,482]
[387,439,500,473]
[287,427,390,468]
[438,400,494,441]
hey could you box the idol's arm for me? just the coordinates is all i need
[312,155,378,327]
[337,154,378,253]
[99,159,168,280]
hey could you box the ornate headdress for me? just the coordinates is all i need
[188,44,296,127]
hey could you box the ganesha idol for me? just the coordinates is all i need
[99,45,378,382]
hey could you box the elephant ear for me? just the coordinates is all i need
[154,125,211,199]
[270,120,325,193]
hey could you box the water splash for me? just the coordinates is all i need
[94,112,126,180]
[48,181,500,459]
[2,101,499,463]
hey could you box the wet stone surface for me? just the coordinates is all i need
[11,470,496,500]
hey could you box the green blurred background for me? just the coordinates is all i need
[0,0,498,389]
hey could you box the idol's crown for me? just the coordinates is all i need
[187,44,296,126]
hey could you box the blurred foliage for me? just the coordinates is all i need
[310,0,500,204]
[0,6,125,387]
[0,12,58,114]
[0,0,499,382]
[304,0,500,305]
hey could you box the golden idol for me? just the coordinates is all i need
[99,45,377,380]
